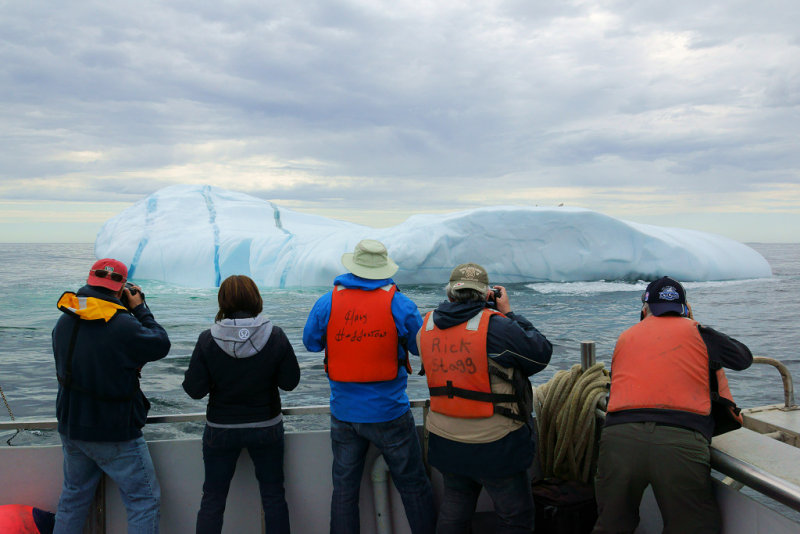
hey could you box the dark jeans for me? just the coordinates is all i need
[436,470,534,534]
[330,411,436,534]
[593,422,720,534]
[197,422,289,534]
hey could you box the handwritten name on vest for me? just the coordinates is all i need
[335,308,389,342]
[428,338,478,374]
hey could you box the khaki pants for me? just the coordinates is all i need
[592,422,720,534]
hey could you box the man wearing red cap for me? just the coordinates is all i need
[52,259,171,534]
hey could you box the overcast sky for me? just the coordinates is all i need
[1,0,799,243]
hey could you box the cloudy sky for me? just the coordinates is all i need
[1,0,799,243]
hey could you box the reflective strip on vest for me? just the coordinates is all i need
[608,316,713,415]
[421,309,503,419]
[325,285,401,382]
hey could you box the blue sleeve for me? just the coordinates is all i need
[303,292,333,352]
[391,291,424,356]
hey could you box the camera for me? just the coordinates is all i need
[486,286,503,309]
[121,282,142,308]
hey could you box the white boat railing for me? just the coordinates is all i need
[3,347,800,516]
[3,399,800,514]
[0,400,430,430]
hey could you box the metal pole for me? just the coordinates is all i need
[581,341,596,370]
[752,357,796,408]
[711,448,800,512]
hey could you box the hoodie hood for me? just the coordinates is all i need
[432,300,486,329]
[211,315,273,359]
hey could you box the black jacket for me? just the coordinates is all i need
[52,285,170,441]
[182,315,300,425]
[427,300,553,478]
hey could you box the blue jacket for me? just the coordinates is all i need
[52,285,170,441]
[303,273,423,423]
[426,300,553,478]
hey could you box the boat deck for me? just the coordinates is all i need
[2,406,800,533]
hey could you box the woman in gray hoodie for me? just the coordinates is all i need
[183,275,300,534]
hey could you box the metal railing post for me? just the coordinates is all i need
[752,357,796,409]
[580,341,596,371]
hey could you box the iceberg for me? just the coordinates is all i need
[95,184,772,288]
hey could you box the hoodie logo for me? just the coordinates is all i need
[238,328,251,340]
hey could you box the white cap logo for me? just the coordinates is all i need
[659,286,680,301]
[238,328,251,340]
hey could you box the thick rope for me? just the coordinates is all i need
[534,363,610,483]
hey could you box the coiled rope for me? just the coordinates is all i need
[533,363,610,483]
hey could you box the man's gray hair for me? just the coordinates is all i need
[446,285,487,303]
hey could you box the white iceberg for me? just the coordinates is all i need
[95,184,772,288]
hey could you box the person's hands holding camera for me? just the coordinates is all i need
[488,285,511,315]
[122,283,144,309]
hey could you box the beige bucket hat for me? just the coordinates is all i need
[341,239,399,280]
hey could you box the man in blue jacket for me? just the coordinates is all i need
[52,258,170,534]
[303,239,435,534]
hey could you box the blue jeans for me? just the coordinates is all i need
[197,423,289,534]
[437,470,534,534]
[330,411,435,534]
[54,434,161,534]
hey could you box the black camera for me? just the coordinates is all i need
[120,282,141,308]
[486,286,503,309]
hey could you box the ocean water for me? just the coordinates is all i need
[0,242,798,446]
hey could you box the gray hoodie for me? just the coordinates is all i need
[210,315,273,358]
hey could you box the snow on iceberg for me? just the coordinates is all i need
[95,184,772,288]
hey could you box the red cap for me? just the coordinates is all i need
[87,258,128,291]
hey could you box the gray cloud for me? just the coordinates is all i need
[1,0,798,234]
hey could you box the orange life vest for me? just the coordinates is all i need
[325,285,404,382]
[420,309,525,421]
[608,316,742,429]
[0,505,42,534]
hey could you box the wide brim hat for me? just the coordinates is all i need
[341,239,399,280]
[87,258,128,291]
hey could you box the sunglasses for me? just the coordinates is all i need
[92,269,125,283]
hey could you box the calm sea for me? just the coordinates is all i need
[0,242,798,446]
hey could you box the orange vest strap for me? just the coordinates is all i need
[421,309,524,421]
